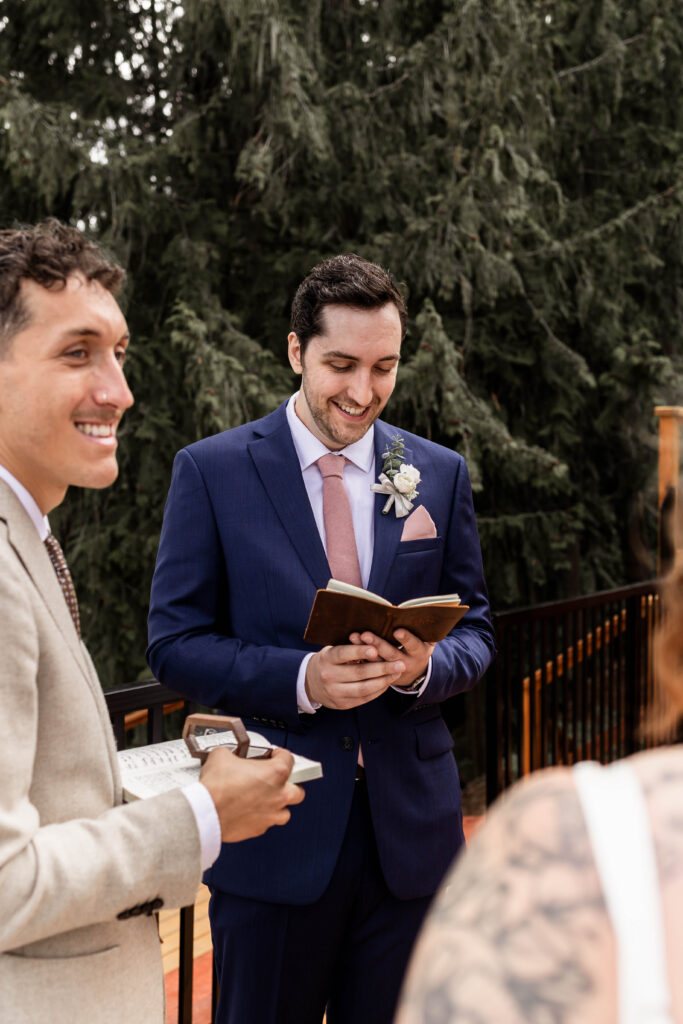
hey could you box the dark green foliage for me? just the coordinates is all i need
[0,0,680,684]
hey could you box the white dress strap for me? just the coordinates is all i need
[572,761,674,1024]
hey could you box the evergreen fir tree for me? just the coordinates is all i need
[0,0,679,682]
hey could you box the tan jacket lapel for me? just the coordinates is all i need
[0,481,93,684]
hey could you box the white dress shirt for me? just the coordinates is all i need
[0,464,221,870]
[286,395,430,712]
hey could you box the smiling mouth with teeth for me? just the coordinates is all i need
[75,422,117,438]
[336,402,368,417]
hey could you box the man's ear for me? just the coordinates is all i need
[287,332,304,374]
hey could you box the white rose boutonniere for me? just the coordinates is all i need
[370,435,421,518]
[393,464,421,498]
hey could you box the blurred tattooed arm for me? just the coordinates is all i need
[396,753,683,1024]
[396,771,612,1024]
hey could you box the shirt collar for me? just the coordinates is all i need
[286,393,375,474]
[0,464,50,540]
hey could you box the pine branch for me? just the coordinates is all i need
[522,185,680,257]
[557,34,645,79]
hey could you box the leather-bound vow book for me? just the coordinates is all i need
[303,579,468,647]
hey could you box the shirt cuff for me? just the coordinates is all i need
[391,656,432,696]
[297,652,321,714]
[180,781,222,870]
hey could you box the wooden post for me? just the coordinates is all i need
[654,407,683,574]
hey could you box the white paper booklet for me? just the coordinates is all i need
[118,732,323,802]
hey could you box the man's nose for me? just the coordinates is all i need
[346,372,373,407]
[93,359,134,411]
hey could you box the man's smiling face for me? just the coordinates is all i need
[288,302,402,451]
[0,273,134,513]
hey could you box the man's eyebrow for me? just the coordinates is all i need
[60,328,131,342]
[323,350,400,362]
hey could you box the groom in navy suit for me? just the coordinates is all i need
[147,254,495,1024]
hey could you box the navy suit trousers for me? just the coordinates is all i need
[209,780,433,1024]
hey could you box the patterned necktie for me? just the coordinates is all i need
[44,532,81,638]
[316,453,363,588]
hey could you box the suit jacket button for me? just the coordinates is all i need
[339,736,354,752]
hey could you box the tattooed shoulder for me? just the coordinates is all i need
[397,748,683,1024]
[397,767,611,1024]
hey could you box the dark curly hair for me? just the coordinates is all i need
[290,253,407,354]
[0,218,125,355]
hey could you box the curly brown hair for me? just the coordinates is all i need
[0,219,125,355]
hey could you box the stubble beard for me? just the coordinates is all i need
[301,377,380,449]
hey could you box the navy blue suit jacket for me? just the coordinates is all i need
[147,402,495,904]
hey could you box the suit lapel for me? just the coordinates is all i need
[366,421,405,596]
[0,482,92,683]
[248,406,331,589]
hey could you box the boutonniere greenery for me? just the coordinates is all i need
[370,434,421,518]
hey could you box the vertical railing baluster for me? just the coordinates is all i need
[576,607,585,762]
[485,633,501,804]
[552,615,561,765]
[540,617,548,768]
[504,624,513,789]
[179,904,195,1023]
[617,605,626,757]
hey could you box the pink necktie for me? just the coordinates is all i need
[44,532,81,638]
[316,453,362,587]
[317,453,365,769]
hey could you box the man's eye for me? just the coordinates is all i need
[374,366,393,374]
[330,364,351,372]
[65,348,87,360]
[115,349,128,365]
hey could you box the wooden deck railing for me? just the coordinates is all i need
[484,580,661,803]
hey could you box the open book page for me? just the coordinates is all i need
[118,734,322,801]
[326,578,460,609]
[398,593,461,608]
[118,739,200,800]
[326,579,392,605]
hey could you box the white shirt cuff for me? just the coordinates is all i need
[297,652,321,714]
[180,781,222,870]
[391,656,432,696]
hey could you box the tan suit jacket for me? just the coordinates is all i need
[0,481,202,1023]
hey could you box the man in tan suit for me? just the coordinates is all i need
[0,219,304,1023]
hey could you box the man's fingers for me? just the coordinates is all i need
[261,753,305,804]
[349,657,404,680]
[355,632,403,661]
[283,782,305,805]
[393,629,433,656]
[328,673,399,706]
[328,642,380,664]
[316,657,403,685]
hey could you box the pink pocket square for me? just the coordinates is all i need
[400,505,437,541]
